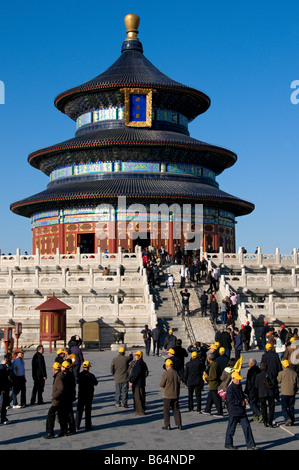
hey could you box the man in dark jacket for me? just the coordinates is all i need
[129,351,149,415]
[0,355,10,424]
[70,339,84,384]
[184,351,205,412]
[59,361,76,435]
[151,323,161,356]
[141,325,152,356]
[200,291,208,317]
[225,371,259,450]
[110,347,133,408]
[219,327,232,359]
[244,358,262,422]
[210,297,218,325]
[216,348,229,373]
[180,288,191,316]
[31,345,47,405]
[44,362,62,439]
[164,330,177,352]
[173,339,188,381]
[76,361,98,431]
[261,343,283,401]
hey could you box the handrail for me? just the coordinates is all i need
[169,286,196,344]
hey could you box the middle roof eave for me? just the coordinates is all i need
[27,127,237,175]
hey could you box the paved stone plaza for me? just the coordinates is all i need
[0,346,298,454]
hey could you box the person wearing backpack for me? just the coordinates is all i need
[141,325,152,356]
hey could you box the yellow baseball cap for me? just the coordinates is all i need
[119,347,125,353]
[134,350,143,356]
[83,361,91,368]
[281,360,289,368]
[167,349,175,355]
[61,360,71,369]
[232,371,243,380]
[165,359,173,366]
[52,362,61,370]
[191,351,198,358]
[57,349,66,355]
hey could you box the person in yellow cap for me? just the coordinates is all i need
[76,360,98,431]
[261,341,283,402]
[163,348,181,372]
[129,351,149,415]
[277,359,298,426]
[202,352,223,417]
[160,358,182,430]
[55,348,67,365]
[216,347,229,373]
[43,361,64,439]
[183,351,205,413]
[225,371,259,450]
[58,360,76,436]
[163,329,177,353]
[110,347,133,408]
[283,336,299,372]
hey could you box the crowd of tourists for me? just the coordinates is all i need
[0,323,298,450]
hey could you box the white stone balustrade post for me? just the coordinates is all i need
[89,267,93,288]
[16,248,21,266]
[268,294,274,316]
[62,268,67,288]
[241,267,247,287]
[36,248,40,266]
[76,247,81,264]
[8,268,13,289]
[35,266,40,288]
[267,268,272,287]
[275,248,281,264]
[257,247,262,265]
[293,248,298,266]
[218,246,224,264]
[238,247,244,264]
[292,268,297,287]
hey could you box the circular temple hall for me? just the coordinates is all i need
[10,14,254,256]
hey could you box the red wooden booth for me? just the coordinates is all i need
[35,295,71,352]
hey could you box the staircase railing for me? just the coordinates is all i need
[169,286,196,344]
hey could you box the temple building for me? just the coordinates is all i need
[10,14,254,255]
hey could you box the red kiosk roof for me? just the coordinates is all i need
[35,295,71,311]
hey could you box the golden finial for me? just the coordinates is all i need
[124,14,140,41]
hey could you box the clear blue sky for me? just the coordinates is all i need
[0,0,298,254]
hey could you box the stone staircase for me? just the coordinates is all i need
[152,265,216,347]
[152,279,190,349]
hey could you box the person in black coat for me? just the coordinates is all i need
[216,348,229,373]
[244,358,261,421]
[184,352,205,412]
[151,323,161,356]
[129,351,149,415]
[210,297,218,325]
[260,343,283,401]
[225,371,259,450]
[30,345,47,405]
[0,355,11,424]
[163,330,177,352]
[173,340,188,380]
[255,362,276,427]
[76,361,98,431]
[219,327,233,359]
[200,291,208,317]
